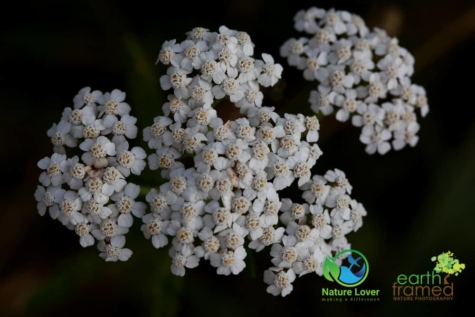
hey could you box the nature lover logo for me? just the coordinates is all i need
[321,249,380,302]
[323,249,368,287]
[393,251,465,301]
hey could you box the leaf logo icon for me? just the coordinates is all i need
[322,249,369,287]
[323,256,341,282]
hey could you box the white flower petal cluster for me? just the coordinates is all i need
[281,7,429,155]
[142,26,366,297]
[35,87,146,261]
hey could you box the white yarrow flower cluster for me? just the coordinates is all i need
[141,26,366,296]
[281,7,429,155]
[36,87,147,261]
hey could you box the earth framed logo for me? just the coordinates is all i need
[392,251,465,301]
[321,249,380,302]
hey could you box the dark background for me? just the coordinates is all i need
[2,0,475,316]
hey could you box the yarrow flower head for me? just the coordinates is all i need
[139,25,367,297]
[37,20,377,297]
[36,87,146,260]
[281,7,429,155]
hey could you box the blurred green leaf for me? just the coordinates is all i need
[25,250,105,315]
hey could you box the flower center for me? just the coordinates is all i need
[193,109,210,125]
[344,99,357,112]
[294,163,310,178]
[181,202,198,220]
[47,162,61,176]
[43,192,55,206]
[147,217,162,235]
[273,162,290,177]
[113,122,127,135]
[221,251,235,266]
[185,45,200,59]
[291,204,305,219]
[252,175,267,192]
[116,196,134,214]
[71,163,86,179]
[221,78,239,95]
[260,227,275,246]
[312,214,325,228]
[101,219,117,237]
[197,174,214,192]
[69,109,83,125]
[159,47,174,65]
[177,227,194,244]
[105,100,118,115]
[51,133,65,146]
[90,143,106,158]
[170,71,187,88]
[76,223,90,236]
[213,208,230,225]
[204,236,220,253]
[60,200,75,216]
[238,57,254,73]
[202,149,217,165]
[103,167,121,185]
[201,60,217,76]
[158,153,175,169]
[151,195,167,212]
[86,177,103,193]
[275,271,290,288]
[106,245,121,257]
[170,176,186,194]
[83,125,100,139]
[232,196,251,215]
[117,151,135,168]
[296,225,311,240]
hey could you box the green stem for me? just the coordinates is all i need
[139,185,154,197]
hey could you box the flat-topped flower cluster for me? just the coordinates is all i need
[281,7,429,154]
[141,25,366,296]
[35,88,146,261]
[35,5,429,295]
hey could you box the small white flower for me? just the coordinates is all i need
[57,190,84,226]
[264,268,296,297]
[34,185,64,218]
[270,235,306,268]
[141,213,169,248]
[308,204,332,239]
[80,136,116,168]
[47,120,76,154]
[111,141,147,177]
[248,226,285,252]
[98,235,132,262]
[73,87,102,109]
[324,169,352,194]
[98,89,131,117]
[255,53,283,87]
[75,221,95,248]
[360,124,392,155]
[156,39,183,66]
[92,219,128,240]
[102,166,127,196]
[37,153,67,187]
[210,246,247,275]
[110,183,146,228]
[393,121,420,150]
[83,199,112,224]
[102,114,138,145]
[309,85,337,115]
[169,244,200,276]
[160,67,193,99]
